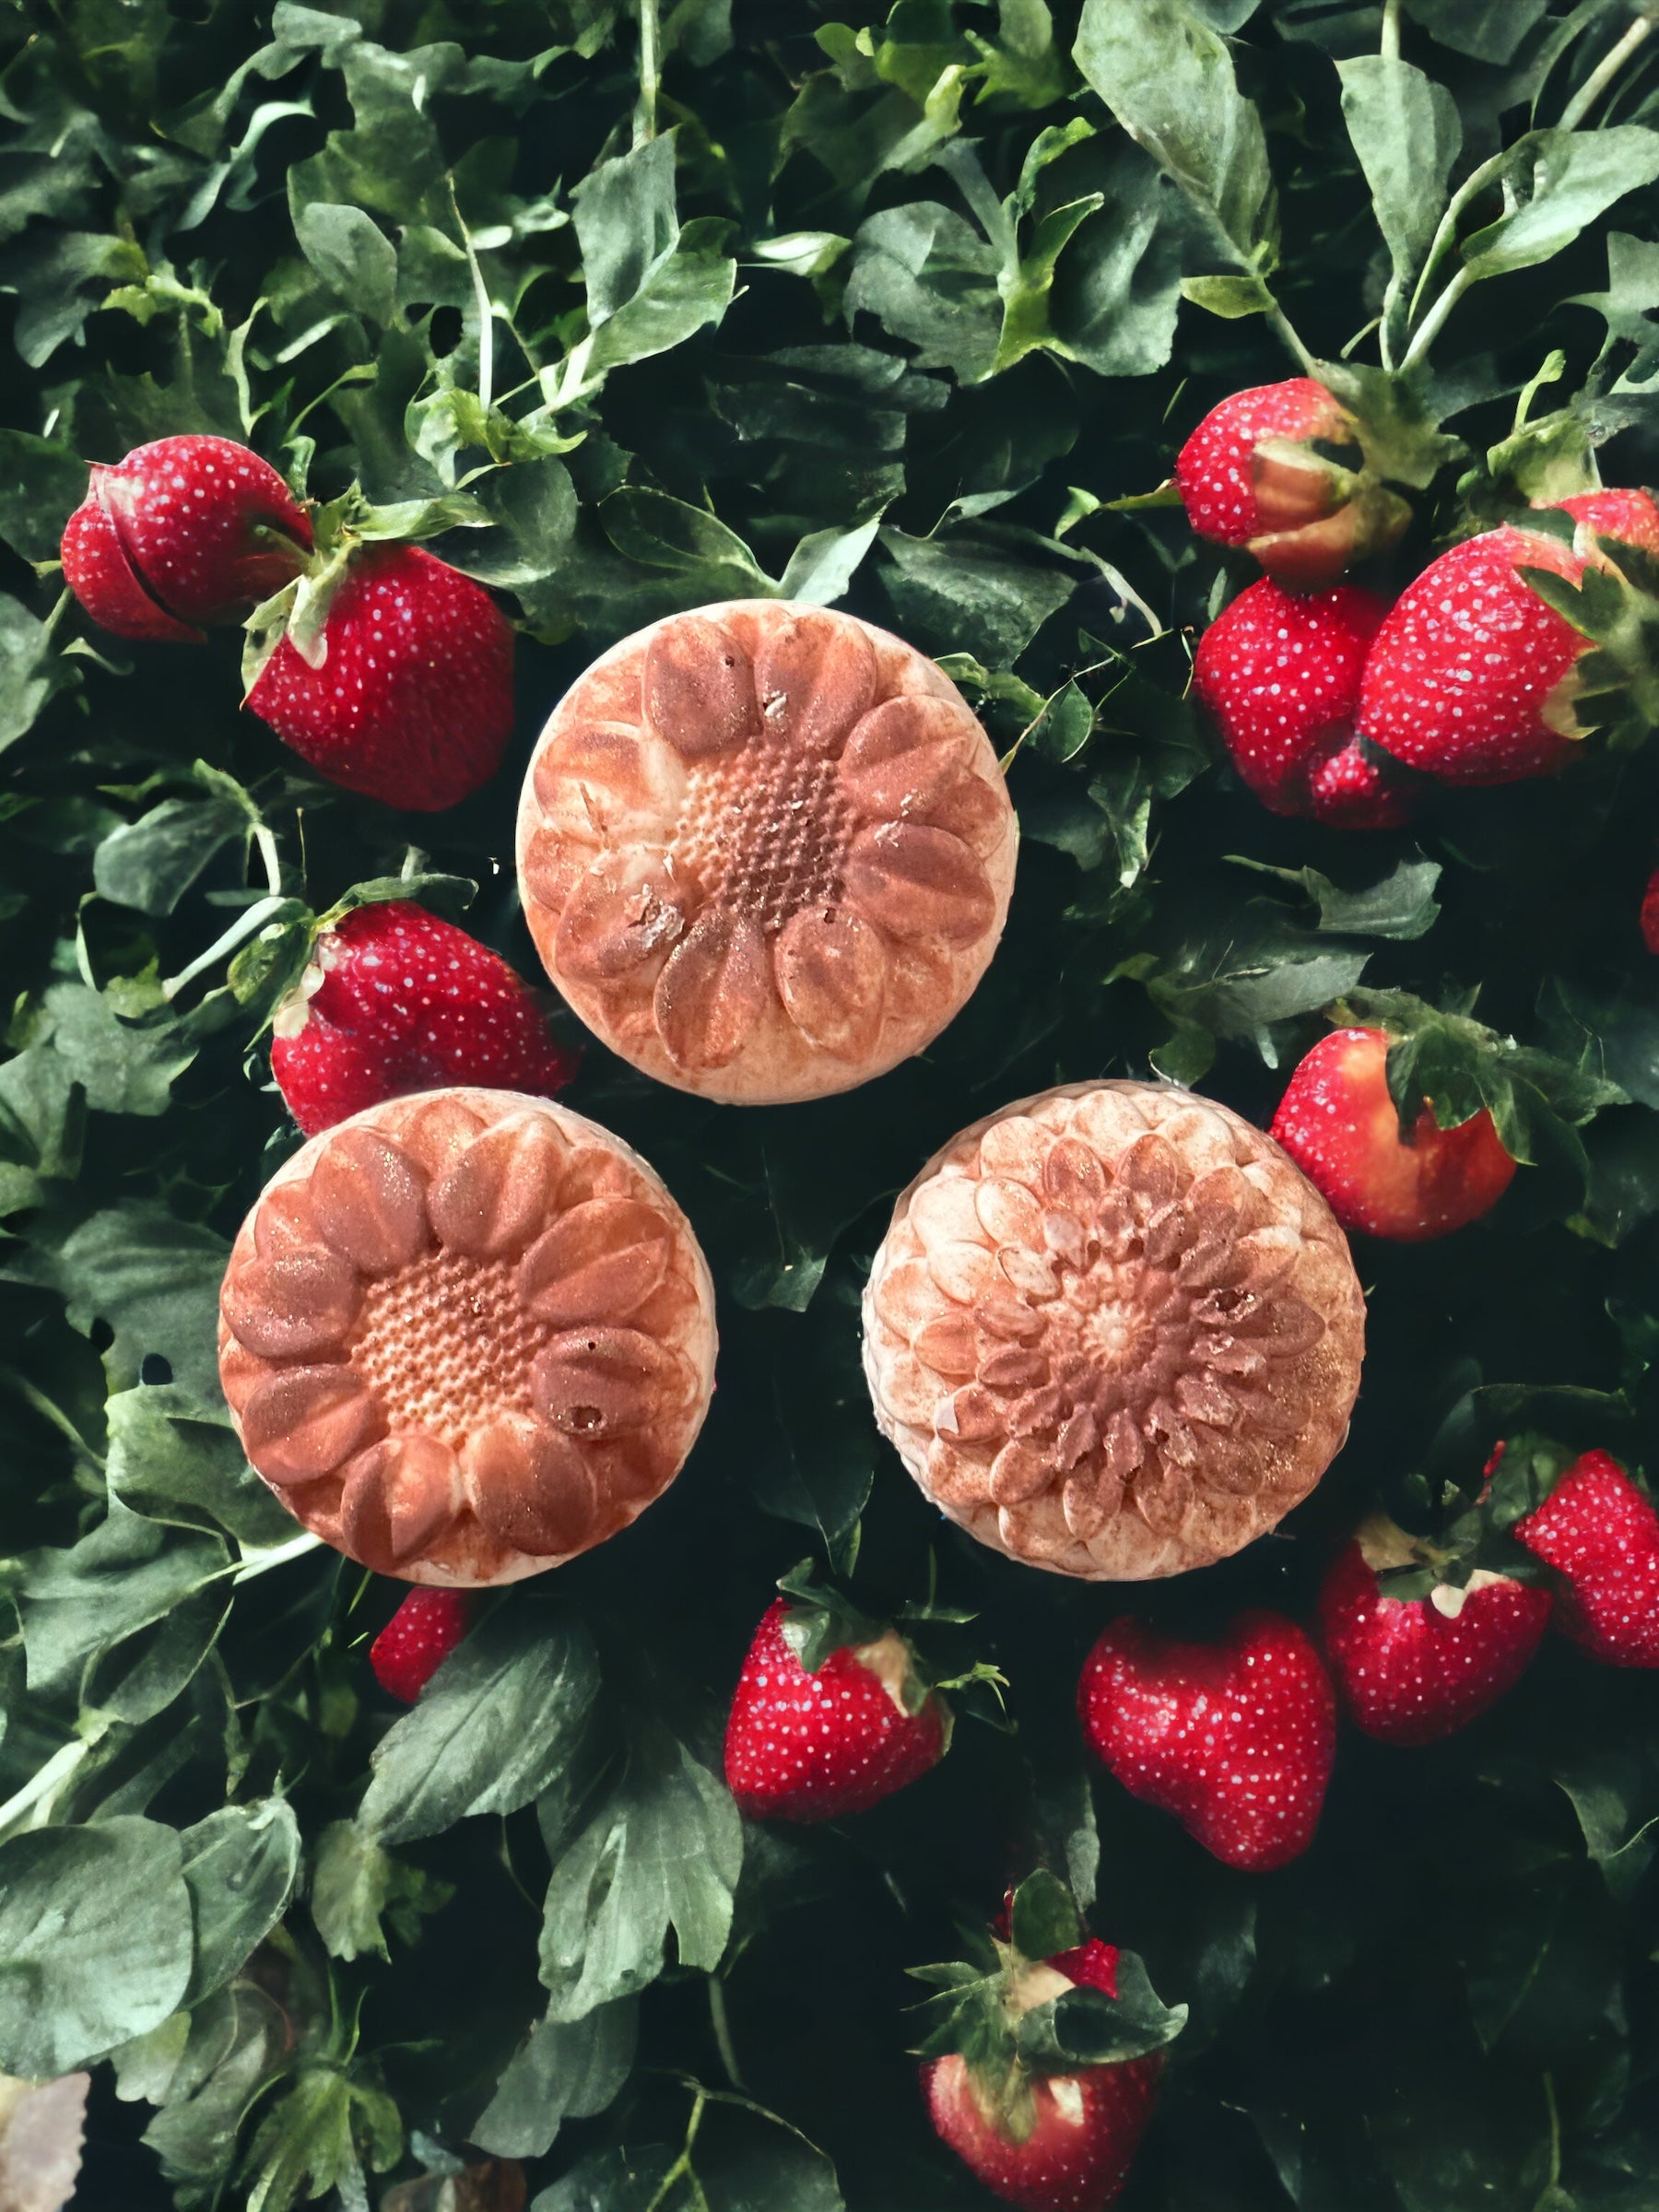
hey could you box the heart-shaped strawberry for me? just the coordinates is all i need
[1077,1611,1335,1871]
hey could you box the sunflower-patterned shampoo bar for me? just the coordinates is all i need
[516,602,1018,1103]
[218,1088,716,1583]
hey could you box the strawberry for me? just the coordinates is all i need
[1642,866,1659,956]
[1191,577,1411,826]
[1269,1026,1515,1241]
[245,544,513,810]
[270,900,575,1138]
[370,1586,472,1701]
[1316,1519,1551,1746]
[1077,1611,1335,1872]
[1356,492,1659,785]
[916,1872,1178,2212]
[1174,377,1408,588]
[1512,1449,1659,1667]
[62,434,311,642]
[724,1590,949,1822]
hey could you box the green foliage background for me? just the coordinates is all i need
[6,0,1659,2206]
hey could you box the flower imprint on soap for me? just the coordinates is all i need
[219,1101,702,1580]
[524,607,1005,1073]
[877,1118,1330,1556]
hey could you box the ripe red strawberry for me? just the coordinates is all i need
[1174,377,1407,588]
[1269,1027,1515,1241]
[1192,577,1411,827]
[724,1594,949,1821]
[1077,1611,1335,1872]
[1642,866,1659,955]
[1513,1450,1659,1667]
[917,1875,1176,2212]
[62,434,311,642]
[270,900,575,1137]
[924,1989,1160,2211]
[1317,1522,1552,1746]
[1557,487,1659,558]
[1353,499,1659,784]
[370,1587,472,1701]
[245,544,513,810]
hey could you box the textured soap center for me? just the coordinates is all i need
[347,1250,549,1445]
[670,739,857,934]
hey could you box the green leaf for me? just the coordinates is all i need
[0,429,88,564]
[17,1500,229,1712]
[538,1719,744,2021]
[237,2064,401,2212]
[1462,129,1659,287]
[293,201,399,325]
[105,1382,297,1547]
[599,488,773,597]
[1015,1951,1189,2067]
[1556,1750,1659,1904]
[309,1819,453,1962]
[19,978,198,1118]
[0,1818,194,2076]
[1007,1868,1084,1960]
[1403,0,1550,64]
[93,789,255,917]
[1230,853,1443,940]
[0,1204,230,1398]
[777,515,883,606]
[178,1799,301,2004]
[1073,0,1274,263]
[1336,54,1461,347]
[878,525,1074,665]
[470,1997,638,2159]
[357,1606,600,1845]
[0,594,76,750]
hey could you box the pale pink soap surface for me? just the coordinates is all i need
[516,601,1018,1104]
[218,1088,717,1584]
[862,1081,1366,1580]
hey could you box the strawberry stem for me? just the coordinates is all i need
[635,0,661,147]
[1559,13,1654,131]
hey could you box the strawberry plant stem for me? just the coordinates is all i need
[1559,10,1654,128]
[635,0,661,147]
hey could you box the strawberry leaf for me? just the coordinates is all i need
[1014,1954,1188,2068]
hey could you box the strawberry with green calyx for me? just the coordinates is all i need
[370,1587,473,1703]
[914,1870,1182,2212]
[266,897,574,1136]
[1357,492,1659,787]
[1488,1438,1659,1669]
[1078,1612,1335,1873]
[1270,1026,1516,1241]
[724,1563,987,1823]
[1174,377,1411,590]
[1317,1513,1552,1747]
[242,488,514,811]
[62,433,312,643]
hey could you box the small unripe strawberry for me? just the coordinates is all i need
[1175,378,1408,589]
[1270,1027,1515,1241]
[62,434,311,642]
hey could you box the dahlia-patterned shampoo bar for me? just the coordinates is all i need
[517,602,1018,1103]
[864,1082,1365,1579]
[218,1088,716,1583]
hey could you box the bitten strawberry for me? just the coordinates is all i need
[1192,577,1411,826]
[370,1587,472,1701]
[270,900,575,1137]
[724,1593,949,1821]
[916,1873,1178,2212]
[1357,492,1659,785]
[1077,1611,1335,1871]
[1512,1449,1659,1667]
[245,544,513,810]
[1270,1027,1515,1241]
[62,434,311,642]
[1174,377,1408,588]
[1317,1521,1551,1746]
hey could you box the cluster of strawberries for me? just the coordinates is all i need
[371,1433,1659,2212]
[63,433,514,812]
[1180,377,1659,831]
